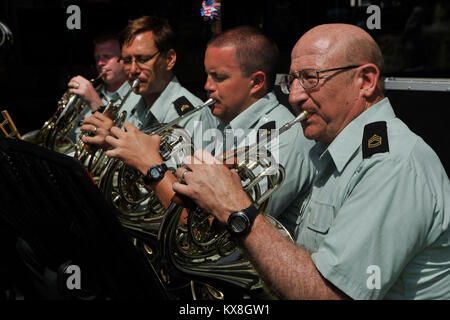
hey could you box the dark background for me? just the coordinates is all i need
[1,0,449,174]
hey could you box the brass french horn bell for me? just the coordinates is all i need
[155,110,310,298]
[98,98,216,236]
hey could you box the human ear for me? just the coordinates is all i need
[165,49,177,71]
[250,71,266,94]
[357,63,380,98]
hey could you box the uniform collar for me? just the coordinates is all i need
[150,76,181,122]
[99,80,130,101]
[319,97,396,173]
[220,91,279,131]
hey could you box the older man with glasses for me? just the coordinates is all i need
[172,23,450,300]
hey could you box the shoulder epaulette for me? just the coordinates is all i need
[362,121,389,159]
[173,96,195,116]
[257,120,276,144]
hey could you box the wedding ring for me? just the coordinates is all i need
[181,170,190,180]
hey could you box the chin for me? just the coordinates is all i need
[135,83,147,93]
[303,126,319,141]
[211,106,222,117]
[103,76,114,84]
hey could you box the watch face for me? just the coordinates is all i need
[229,213,249,234]
[150,167,160,179]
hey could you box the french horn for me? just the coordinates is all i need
[98,98,216,236]
[0,20,13,50]
[104,107,308,298]
[154,110,309,299]
[74,79,140,182]
[21,70,106,152]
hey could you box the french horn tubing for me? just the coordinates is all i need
[98,98,216,237]
[45,70,107,152]
[74,79,140,181]
[21,70,106,151]
[156,110,309,298]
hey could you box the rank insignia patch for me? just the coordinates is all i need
[362,121,389,159]
[258,121,276,144]
[174,96,194,116]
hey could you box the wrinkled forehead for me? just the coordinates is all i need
[290,32,343,72]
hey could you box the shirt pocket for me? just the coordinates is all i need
[307,201,334,234]
[301,200,335,251]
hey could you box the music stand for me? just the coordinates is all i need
[0,136,167,300]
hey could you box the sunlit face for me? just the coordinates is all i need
[121,31,174,96]
[94,40,126,84]
[289,37,360,144]
[203,45,254,123]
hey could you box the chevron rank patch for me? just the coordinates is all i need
[362,121,389,159]
[174,96,194,116]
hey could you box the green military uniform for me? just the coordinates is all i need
[211,91,316,234]
[295,98,450,299]
[127,76,218,136]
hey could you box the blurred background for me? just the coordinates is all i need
[1,0,449,173]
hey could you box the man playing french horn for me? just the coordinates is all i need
[104,26,316,235]
[67,32,141,145]
[174,24,450,300]
[80,16,217,151]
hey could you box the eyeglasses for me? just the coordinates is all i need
[119,51,160,68]
[280,65,361,94]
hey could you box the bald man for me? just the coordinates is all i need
[172,24,450,300]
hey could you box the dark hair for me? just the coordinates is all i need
[119,15,176,53]
[93,32,120,46]
[207,25,279,92]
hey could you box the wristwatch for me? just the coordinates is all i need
[226,204,259,236]
[142,163,168,185]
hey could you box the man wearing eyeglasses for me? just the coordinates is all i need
[81,16,217,150]
[104,25,316,233]
[67,32,141,145]
[171,23,450,299]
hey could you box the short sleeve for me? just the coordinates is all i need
[311,155,436,299]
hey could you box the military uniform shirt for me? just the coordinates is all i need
[295,98,450,299]
[126,76,218,137]
[213,92,315,233]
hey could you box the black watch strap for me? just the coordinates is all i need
[143,163,168,185]
[227,204,259,236]
[243,204,259,223]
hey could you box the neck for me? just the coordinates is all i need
[143,75,173,108]
[106,78,126,92]
[367,94,385,107]
[143,92,162,107]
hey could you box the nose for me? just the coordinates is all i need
[129,60,140,73]
[127,60,142,78]
[204,75,216,94]
[96,59,106,69]
[288,78,308,108]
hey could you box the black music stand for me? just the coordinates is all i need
[0,136,167,300]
